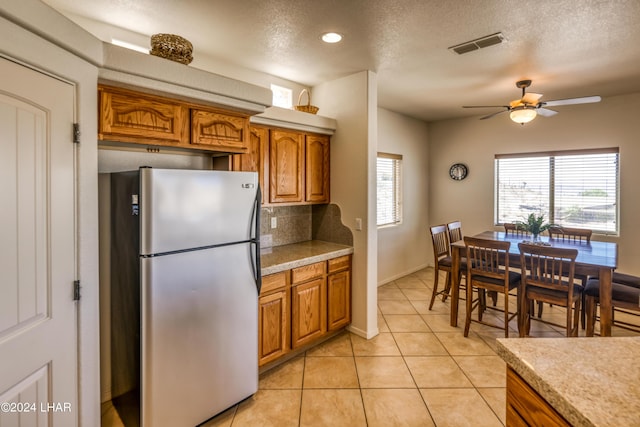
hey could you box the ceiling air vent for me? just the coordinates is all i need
[449,32,504,55]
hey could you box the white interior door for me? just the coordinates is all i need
[0,58,77,426]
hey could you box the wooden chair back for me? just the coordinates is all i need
[518,244,578,294]
[464,237,511,286]
[447,221,463,244]
[504,222,530,237]
[547,226,592,243]
[430,225,450,263]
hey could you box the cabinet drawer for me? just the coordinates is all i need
[261,271,288,295]
[328,255,351,274]
[292,262,326,284]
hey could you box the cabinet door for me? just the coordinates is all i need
[305,134,330,203]
[327,270,351,331]
[232,125,269,204]
[99,85,189,145]
[270,129,304,203]
[258,289,289,366]
[291,278,327,349]
[191,108,249,153]
[506,367,571,427]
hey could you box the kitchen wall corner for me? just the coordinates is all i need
[312,204,353,246]
[260,203,353,248]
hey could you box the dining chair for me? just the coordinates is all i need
[429,225,453,310]
[503,222,530,237]
[447,220,463,245]
[446,220,468,302]
[463,237,520,337]
[541,226,592,327]
[547,226,592,244]
[518,243,581,337]
[584,272,640,336]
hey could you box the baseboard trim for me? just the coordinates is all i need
[347,324,379,339]
[377,262,431,286]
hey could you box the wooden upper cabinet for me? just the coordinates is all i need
[305,134,330,203]
[232,125,269,204]
[191,107,249,153]
[270,129,304,203]
[99,85,189,145]
[98,84,250,154]
[232,125,330,206]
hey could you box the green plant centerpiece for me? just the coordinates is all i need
[515,213,556,240]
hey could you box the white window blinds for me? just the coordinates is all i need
[377,153,402,226]
[495,148,619,234]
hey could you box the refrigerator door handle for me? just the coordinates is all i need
[250,186,262,295]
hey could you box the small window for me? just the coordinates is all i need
[495,148,619,234]
[377,153,402,227]
[270,84,292,109]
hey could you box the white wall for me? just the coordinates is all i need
[428,93,640,275]
[313,71,379,339]
[0,2,101,425]
[62,12,311,105]
[377,108,430,284]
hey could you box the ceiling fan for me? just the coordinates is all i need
[463,80,601,124]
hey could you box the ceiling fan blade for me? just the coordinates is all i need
[536,107,558,117]
[542,95,601,107]
[522,92,543,105]
[463,105,509,109]
[480,109,509,120]
[509,99,523,108]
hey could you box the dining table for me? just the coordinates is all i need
[449,230,619,336]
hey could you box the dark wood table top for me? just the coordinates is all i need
[452,231,618,269]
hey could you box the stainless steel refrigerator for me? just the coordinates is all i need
[109,167,261,427]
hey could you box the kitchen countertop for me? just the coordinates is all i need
[496,337,640,427]
[260,240,354,276]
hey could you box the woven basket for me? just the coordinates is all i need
[295,89,319,114]
[150,33,193,65]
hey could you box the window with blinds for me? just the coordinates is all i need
[377,153,402,226]
[495,148,619,234]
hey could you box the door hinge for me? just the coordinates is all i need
[73,123,80,144]
[73,280,81,301]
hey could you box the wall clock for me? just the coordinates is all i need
[449,163,468,181]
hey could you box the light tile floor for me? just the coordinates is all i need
[102,267,639,426]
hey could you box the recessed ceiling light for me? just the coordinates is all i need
[321,32,343,43]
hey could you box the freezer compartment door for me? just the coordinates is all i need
[140,243,258,427]
[140,168,258,255]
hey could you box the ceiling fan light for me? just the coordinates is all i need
[510,107,537,124]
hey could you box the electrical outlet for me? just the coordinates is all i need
[271,217,277,229]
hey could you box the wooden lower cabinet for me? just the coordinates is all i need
[291,261,327,349]
[506,367,570,427]
[259,255,351,365]
[291,278,327,348]
[327,255,352,331]
[258,272,289,367]
[327,270,351,331]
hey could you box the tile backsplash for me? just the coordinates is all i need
[260,204,353,248]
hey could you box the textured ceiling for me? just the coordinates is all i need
[44,0,640,122]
